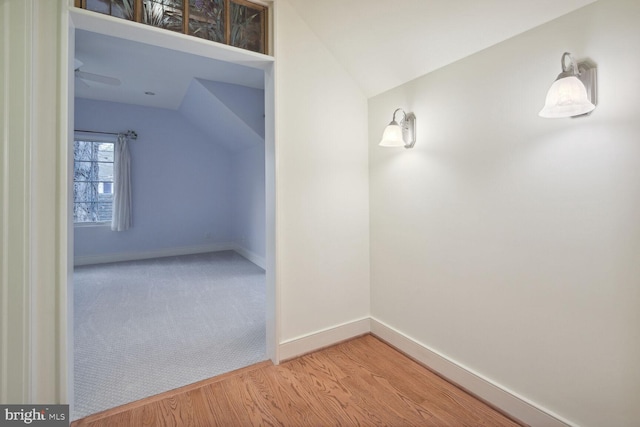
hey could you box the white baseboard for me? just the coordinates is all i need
[232,244,266,269]
[278,317,370,362]
[73,242,237,266]
[370,318,574,427]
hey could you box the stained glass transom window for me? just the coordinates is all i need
[78,0,268,55]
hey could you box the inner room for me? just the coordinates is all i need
[72,28,267,419]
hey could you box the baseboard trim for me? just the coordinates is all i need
[73,242,237,266]
[232,244,266,269]
[278,317,370,362]
[370,318,574,427]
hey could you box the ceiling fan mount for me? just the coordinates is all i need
[74,58,121,87]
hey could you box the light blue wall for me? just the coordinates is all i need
[231,144,266,259]
[74,98,264,262]
[196,80,265,139]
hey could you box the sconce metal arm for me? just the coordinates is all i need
[393,108,417,149]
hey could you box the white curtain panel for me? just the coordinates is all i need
[111,134,132,231]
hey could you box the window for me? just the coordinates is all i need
[229,0,266,53]
[76,0,269,55]
[143,0,184,32]
[74,139,115,224]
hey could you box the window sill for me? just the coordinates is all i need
[74,222,111,228]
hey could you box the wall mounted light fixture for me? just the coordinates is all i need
[539,52,597,118]
[379,108,417,148]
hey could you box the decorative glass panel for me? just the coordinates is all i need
[85,0,110,15]
[112,0,135,19]
[189,0,225,43]
[80,0,269,56]
[143,0,183,32]
[230,1,265,54]
[85,0,135,20]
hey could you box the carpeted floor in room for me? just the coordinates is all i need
[73,250,266,420]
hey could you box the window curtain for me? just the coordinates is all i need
[111,134,132,231]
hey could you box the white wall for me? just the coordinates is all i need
[369,0,640,426]
[275,0,370,347]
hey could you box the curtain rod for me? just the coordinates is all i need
[75,129,138,140]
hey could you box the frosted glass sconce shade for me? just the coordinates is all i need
[379,122,405,147]
[379,108,417,148]
[539,52,597,118]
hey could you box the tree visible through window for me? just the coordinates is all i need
[74,140,115,223]
[76,0,268,55]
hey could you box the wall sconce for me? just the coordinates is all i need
[379,108,417,148]
[539,52,597,118]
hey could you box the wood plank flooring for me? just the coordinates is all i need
[72,334,522,426]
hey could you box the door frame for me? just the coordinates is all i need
[64,4,278,411]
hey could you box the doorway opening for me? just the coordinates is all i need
[67,9,276,420]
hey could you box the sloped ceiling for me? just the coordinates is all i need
[74,1,599,108]
[287,0,598,97]
[178,79,265,151]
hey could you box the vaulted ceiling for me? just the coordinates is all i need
[287,0,598,97]
[74,0,598,107]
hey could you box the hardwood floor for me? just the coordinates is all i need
[72,334,522,426]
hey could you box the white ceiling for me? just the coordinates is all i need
[75,29,265,109]
[287,0,598,97]
[75,0,598,107]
